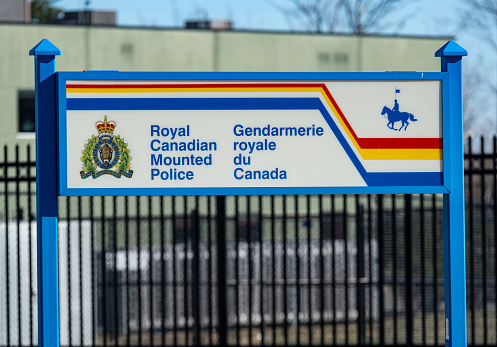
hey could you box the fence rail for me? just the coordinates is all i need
[0,137,496,346]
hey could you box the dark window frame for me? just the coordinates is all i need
[18,90,35,133]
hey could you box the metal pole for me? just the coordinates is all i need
[435,40,468,347]
[29,39,61,347]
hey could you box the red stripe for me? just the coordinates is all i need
[358,138,442,149]
[67,82,442,149]
[66,83,327,89]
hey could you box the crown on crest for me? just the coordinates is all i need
[95,115,116,135]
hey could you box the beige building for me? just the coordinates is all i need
[0,23,450,152]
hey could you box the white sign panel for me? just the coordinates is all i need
[58,79,444,195]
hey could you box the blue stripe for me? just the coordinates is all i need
[67,97,324,110]
[59,70,447,81]
[60,185,449,197]
[66,97,442,187]
[367,172,442,186]
[316,103,368,179]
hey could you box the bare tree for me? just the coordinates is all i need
[463,67,491,138]
[462,0,497,137]
[264,0,342,33]
[464,0,497,50]
[265,0,414,34]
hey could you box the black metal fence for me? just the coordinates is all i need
[0,137,496,346]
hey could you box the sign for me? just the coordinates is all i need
[31,39,468,347]
[57,76,446,196]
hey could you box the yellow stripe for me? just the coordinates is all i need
[66,87,324,93]
[360,148,442,160]
[67,86,442,160]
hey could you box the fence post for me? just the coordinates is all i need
[377,195,385,345]
[405,194,413,346]
[216,196,228,346]
[435,40,468,347]
[191,207,201,346]
[29,39,61,347]
[356,201,365,345]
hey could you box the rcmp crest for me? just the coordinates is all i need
[80,116,133,179]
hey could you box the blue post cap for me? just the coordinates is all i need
[435,40,467,57]
[29,39,61,56]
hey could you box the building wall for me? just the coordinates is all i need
[0,23,450,152]
[0,0,30,23]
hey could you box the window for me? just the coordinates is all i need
[333,53,349,64]
[18,91,35,133]
[318,52,331,64]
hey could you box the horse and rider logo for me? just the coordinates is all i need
[381,87,417,131]
[80,115,133,179]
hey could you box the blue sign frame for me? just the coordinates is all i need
[57,70,449,197]
[31,39,467,347]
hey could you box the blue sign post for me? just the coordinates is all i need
[29,39,60,347]
[436,41,468,346]
[31,39,467,347]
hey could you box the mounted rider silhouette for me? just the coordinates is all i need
[381,92,417,131]
[392,98,400,114]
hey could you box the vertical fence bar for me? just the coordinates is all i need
[295,195,301,345]
[90,196,95,346]
[420,194,427,346]
[183,195,190,345]
[344,195,350,347]
[481,136,488,346]
[193,197,201,347]
[4,146,10,347]
[258,195,264,346]
[78,196,83,346]
[307,195,313,344]
[125,196,130,347]
[102,196,108,347]
[15,146,22,347]
[27,145,34,347]
[113,196,119,346]
[282,195,288,346]
[148,196,154,346]
[377,195,385,346]
[392,195,398,344]
[216,195,228,347]
[234,196,240,346]
[207,196,213,347]
[468,137,475,345]
[405,194,413,347]
[137,196,142,346]
[160,196,166,347]
[432,194,439,346]
[331,195,337,346]
[306,195,312,344]
[493,136,497,347]
[271,195,277,345]
[57,200,61,345]
[172,196,178,346]
[248,196,253,347]
[356,196,365,345]
[67,196,73,347]
[367,195,374,344]
[319,195,324,347]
